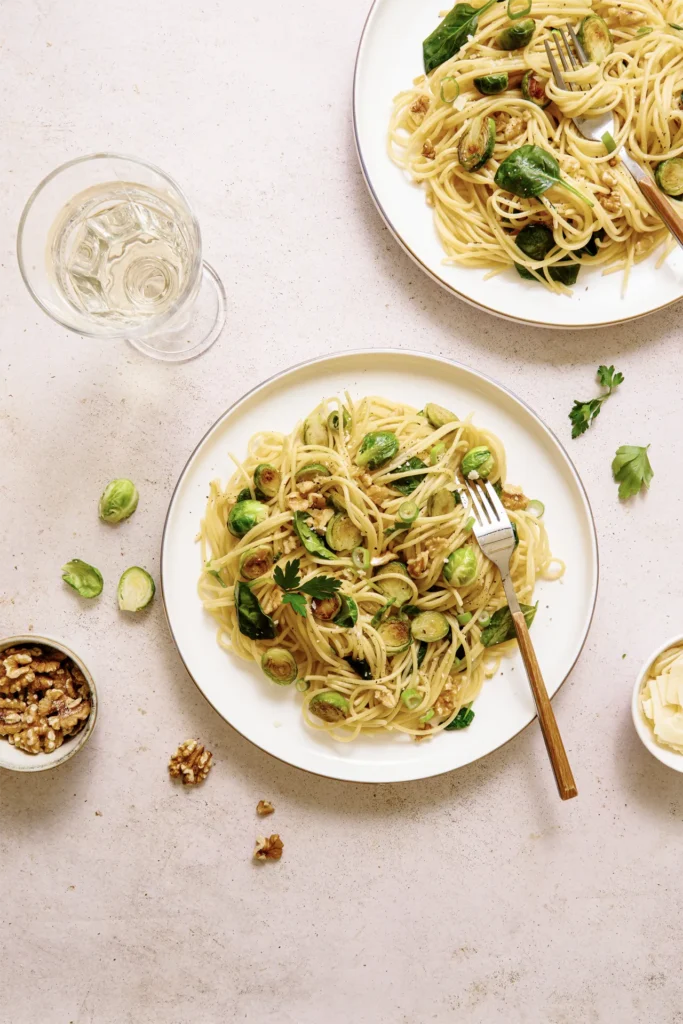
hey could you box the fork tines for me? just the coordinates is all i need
[544,23,588,92]
[461,477,509,529]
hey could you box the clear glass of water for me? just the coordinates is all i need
[17,153,226,362]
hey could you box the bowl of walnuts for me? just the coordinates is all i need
[0,635,97,772]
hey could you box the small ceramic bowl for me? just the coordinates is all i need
[632,633,683,773]
[0,634,98,773]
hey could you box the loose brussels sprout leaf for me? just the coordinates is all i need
[261,647,297,685]
[253,464,281,499]
[390,456,428,495]
[480,602,537,646]
[235,581,277,640]
[61,558,103,599]
[239,546,273,581]
[117,566,155,612]
[327,407,351,432]
[303,409,329,446]
[356,431,400,470]
[343,655,374,680]
[378,616,412,654]
[295,462,331,483]
[293,511,335,560]
[236,486,252,502]
[311,594,343,621]
[655,158,683,196]
[577,15,613,63]
[445,706,475,729]
[427,488,460,517]
[497,17,535,49]
[458,115,496,172]
[372,562,413,605]
[411,611,450,643]
[424,402,458,428]
[99,478,139,524]
[521,70,550,108]
[461,445,494,479]
[325,512,363,553]
[474,72,508,95]
[334,595,358,628]
[228,499,269,538]
[309,691,350,722]
[443,546,478,585]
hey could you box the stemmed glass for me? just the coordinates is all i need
[17,153,226,362]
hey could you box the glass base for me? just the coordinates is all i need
[126,261,226,363]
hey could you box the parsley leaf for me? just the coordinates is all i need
[612,445,653,500]
[299,576,342,599]
[273,559,302,592]
[281,592,308,617]
[569,364,624,438]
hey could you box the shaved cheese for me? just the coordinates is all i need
[641,653,683,754]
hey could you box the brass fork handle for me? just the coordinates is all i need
[511,610,578,801]
[636,176,683,249]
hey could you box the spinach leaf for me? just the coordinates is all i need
[495,145,593,207]
[423,0,496,72]
[235,582,276,641]
[416,640,428,667]
[344,655,374,680]
[293,511,335,560]
[481,602,537,646]
[445,706,475,729]
[579,229,604,257]
[514,222,580,285]
[391,456,428,495]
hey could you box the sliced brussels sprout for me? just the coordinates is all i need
[372,562,414,606]
[303,409,329,446]
[99,478,139,523]
[390,457,428,496]
[655,157,683,196]
[356,431,400,470]
[292,511,335,560]
[474,72,508,95]
[61,558,103,599]
[497,18,535,49]
[334,595,358,628]
[295,462,331,483]
[378,616,412,654]
[327,407,351,432]
[236,486,252,502]
[117,566,155,612]
[235,581,276,640]
[311,593,343,621]
[424,402,458,428]
[427,488,459,517]
[443,546,478,585]
[461,446,494,480]
[458,115,496,172]
[228,499,269,537]
[253,464,281,499]
[370,598,396,628]
[309,691,350,722]
[325,512,363,553]
[521,70,550,108]
[411,611,450,643]
[261,647,297,685]
[577,15,613,63]
[401,687,422,710]
[239,545,273,581]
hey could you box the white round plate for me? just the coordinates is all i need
[353,0,683,329]
[161,350,598,783]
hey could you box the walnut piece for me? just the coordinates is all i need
[308,507,334,534]
[168,739,213,785]
[411,95,429,116]
[256,800,275,816]
[422,139,436,160]
[254,834,284,861]
[281,535,298,555]
[287,494,310,512]
[500,485,529,512]
[407,551,430,578]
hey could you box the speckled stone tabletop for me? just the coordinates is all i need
[2,1,683,1022]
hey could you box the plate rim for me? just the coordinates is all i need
[352,0,682,331]
[160,348,600,784]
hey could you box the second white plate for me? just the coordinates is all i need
[161,350,598,783]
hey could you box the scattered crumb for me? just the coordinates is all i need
[622,653,627,659]
[95,810,102,817]
[138,708,147,715]
[257,800,275,816]
[168,739,213,785]
[67,885,75,891]
[254,834,284,861]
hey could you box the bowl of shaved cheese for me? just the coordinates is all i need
[633,636,683,773]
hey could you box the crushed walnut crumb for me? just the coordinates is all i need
[168,739,213,786]
[281,535,298,555]
[500,484,529,512]
[0,644,92,755]
[407,551,430,578]
[422,139,436,160]
[254,834,284,861]
[308,507,334,534]
[260,587,283,616]
[601,190,622,215]
[411,95,429,117]
[287,493,310,512]
[257,800,275,816]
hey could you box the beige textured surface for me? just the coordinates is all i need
[2,1,683,1021]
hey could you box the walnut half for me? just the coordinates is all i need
[256,800,275,816]
[168,739,213,786]
[254,834,284,861]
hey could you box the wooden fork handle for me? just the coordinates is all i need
[636,177,683,249]
[512,611,578,801]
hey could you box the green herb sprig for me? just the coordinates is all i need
[612,445,653,500]
[569,364,624,438]
[273,558,342,618]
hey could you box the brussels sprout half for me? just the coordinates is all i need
[261,647,297,685]
[356,431,400,470]
[228,499,270,537]
[295,462,331,483]
[458,116,496,172]
[461,446,494,480]
[311,594,343,621]
[372,562,414,606]
[253,463,281,499]
[443,547,478,586]
[303,409,329,446]
[577,15,613,63]
[521,70,550,108]
[474,72,508,95]
[377,616,412,654]
[427,489,459,517]
[411,611,450,643]
[309,691,350,722]
[99,478,139,523]
[327,407,351,432]
[655,157,683,196]
[118,566,155,612]
[325,512,363,553]
[497,18,535,49]
[424,402,458,428]
[239,545,274,581]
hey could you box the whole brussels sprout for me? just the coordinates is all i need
[228,499,269,537]
[443,546,478,586]
[356,431,399,470]
[99,478,139,523]
[461,446,494,480]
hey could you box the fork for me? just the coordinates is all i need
[462,478,578,801]
[545,26,683,248]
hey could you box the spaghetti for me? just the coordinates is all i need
[198,395,562,741]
